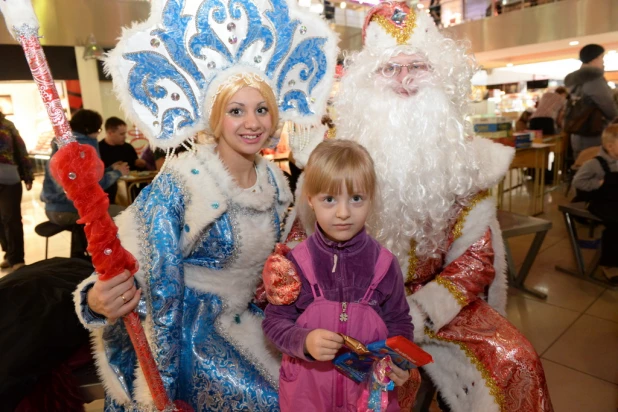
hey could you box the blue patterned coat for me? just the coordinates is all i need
[74,144,292,411]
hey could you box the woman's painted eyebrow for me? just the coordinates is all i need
[227,100,266,106]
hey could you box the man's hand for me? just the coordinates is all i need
[304,329,344,361]
[86,270,141,322]
[112,161,130,176]
[387,362,410,386]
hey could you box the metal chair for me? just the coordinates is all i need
[34,221,73,259]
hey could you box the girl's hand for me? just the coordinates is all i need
[304,329,344,361]
[387,362,410,387]
[87,270,141,322]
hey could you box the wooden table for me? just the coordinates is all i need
[497,143,554,216]
[498,210,552,299]
[116,171,158,206]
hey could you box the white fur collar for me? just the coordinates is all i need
[470,137,515,191]
[194,144,292,211]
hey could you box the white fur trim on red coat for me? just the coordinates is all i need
[410,280,462,332]
[420,340,501,412]
[444,196,507,315]
[471,136,515,192]
[407,297,428,344]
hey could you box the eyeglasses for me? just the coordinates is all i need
[378,62,430,78]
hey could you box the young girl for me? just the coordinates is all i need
[263,140,413,411]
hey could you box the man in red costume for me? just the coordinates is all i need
[286,2,553,411]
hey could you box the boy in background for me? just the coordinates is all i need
[573,123,618,284]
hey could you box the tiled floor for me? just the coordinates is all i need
[3,175,618,412]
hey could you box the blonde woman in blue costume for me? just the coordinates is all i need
[72,0,337,410]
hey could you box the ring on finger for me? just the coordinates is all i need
[121,294,127,304]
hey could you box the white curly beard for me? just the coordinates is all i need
[335,55,481,269]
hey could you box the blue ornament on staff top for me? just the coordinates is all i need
[105,0,338,150]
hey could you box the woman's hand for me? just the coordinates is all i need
[387,362,410,387]
[86,270,141,322]
[304,329,344,361]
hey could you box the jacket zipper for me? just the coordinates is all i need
[334,250,346,409]
[336,302,347,409]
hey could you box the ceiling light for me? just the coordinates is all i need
[83,34,103,61]
[569,41,579,46]
[506,63,513,67]
[417,3,424,8]
[340,1,346,8]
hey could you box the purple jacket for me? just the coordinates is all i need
[263,226,413,361]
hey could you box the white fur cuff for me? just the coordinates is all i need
[407,298,428,344]
[73,273,108,330]
[411,281,463,332]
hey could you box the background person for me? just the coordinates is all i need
[98,117,147,203]
[0,111,33,272]
[41,109,128,259]
[573,124,618,284]
[529,86,568,135]
[564,44,618,159]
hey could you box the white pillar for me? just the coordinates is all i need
[74,46,104,115]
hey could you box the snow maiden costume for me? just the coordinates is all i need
[73,0,337,410]
[282,2,552,411]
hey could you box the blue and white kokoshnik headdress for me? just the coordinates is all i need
[106,0,338,149]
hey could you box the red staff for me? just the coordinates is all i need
[0,1,190,410]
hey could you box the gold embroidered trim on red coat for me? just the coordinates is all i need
[424,327,506,412]
[452,191,491,241]
[405,238,418,290]
[435,275,467,307]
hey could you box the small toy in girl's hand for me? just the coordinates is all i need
[262,243,301,305]
[334,335,433,384]
[339,333,371,355]
[357,356,395,412]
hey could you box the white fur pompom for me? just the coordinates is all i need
[0,0,40,39]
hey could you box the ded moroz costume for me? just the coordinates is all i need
[282,2,553,411]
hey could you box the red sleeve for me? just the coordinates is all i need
[436,228,495,307]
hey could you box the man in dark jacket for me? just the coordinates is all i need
[0,112,33,271]
[564,44,618,159]
[98,117,147,203]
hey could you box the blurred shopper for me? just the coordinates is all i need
[515,108,533,131]
[529,87,568,135]
[139,145,157,171]
[572,124,618,284]
[429,0,441,27]
[564,44,618,159]
[41,109,128,258]
[0,112,33,271]
[99,117,147,203]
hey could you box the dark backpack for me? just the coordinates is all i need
[572,156,608,203]
[564,85,605,137]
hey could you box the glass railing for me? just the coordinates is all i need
[413,0,565,28]
[328,0,565,30]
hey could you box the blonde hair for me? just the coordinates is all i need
[303,140,377,200]
[209,75,279,139]
[602,124,618,146]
